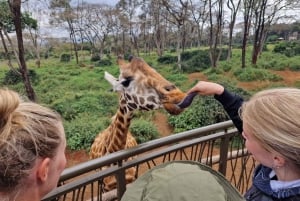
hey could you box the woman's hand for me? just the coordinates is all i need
[187,81,224,96]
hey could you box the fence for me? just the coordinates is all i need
[42,120,256,201]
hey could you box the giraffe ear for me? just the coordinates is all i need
[104,72,122,92]
[117,56,126,65]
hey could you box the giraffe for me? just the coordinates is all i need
[89,56,187,191]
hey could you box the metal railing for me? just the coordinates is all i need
[43,120,256,201]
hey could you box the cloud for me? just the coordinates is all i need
[74,0,118,6]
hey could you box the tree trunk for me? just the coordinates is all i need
[241,25,248,68]
[208,0,223,68]
[68,21,79,64]
[227,22,234,60]
[0,28,18,72]
[9,0,36,101]
[176,28,182,71]
[241,0,254,68]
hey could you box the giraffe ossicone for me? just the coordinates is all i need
[90,56,188,191]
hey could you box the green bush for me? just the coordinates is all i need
[157,54,177,64]
[180,50,210,73]
[233,67,282,82]
[51,92,117,121]
[259,58,287,71]
[273,41,300,57]
[181,50,200,60]
[3,69,39,85]
[65,115,109,151]
[60,53,71,62]
[96,59,113,67]
[91,54,101,62]
[130,119,159,144]
[164,73,188,87]
[157,49,229,73]
[289,59,300,71]
[168,96,229,133]
[220,62,232,72]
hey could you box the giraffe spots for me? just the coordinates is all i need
[121,99,126,105]
[147,96,158,104]
[117,115,124,124]
[128,102,137,110]
[132,95,139,104]
[139,106,150,111]
[120,107,125,115]
[116,122,124,131]
[139,97,145,104]
[125,93,132,101]
[145,104,155,110]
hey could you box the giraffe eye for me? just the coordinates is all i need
[164,85,176,91]
[121,77,133,87]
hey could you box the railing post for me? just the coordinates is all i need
[116,160,126,200]
[218,129,230,175]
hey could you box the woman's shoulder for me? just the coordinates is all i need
[246,165,300,201]
[245,184,300,201]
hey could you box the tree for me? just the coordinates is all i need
[22,1,45,68]
[251,0,297,65]
[116,0,143,56]
[226,0,241,60]
[160,0,190,70]
[0,0,21,70]
[50,0,79,64]
[8,0,36,101]
[241,0,254,68]
[208,0,224,68]
[188,0,209,48]
[146,1,160,55]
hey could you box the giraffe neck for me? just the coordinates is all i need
[106,104,133,153]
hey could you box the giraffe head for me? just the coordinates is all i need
[104,56,187,115]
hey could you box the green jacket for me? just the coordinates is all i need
[121,161,245,201]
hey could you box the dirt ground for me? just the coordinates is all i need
[66,70,300,167]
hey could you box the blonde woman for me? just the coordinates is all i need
[188,81,300,201]
[0,88,66,201]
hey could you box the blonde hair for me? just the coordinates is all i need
[0,88,63,191]
[241,88,300,168]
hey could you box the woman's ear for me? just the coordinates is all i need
[37,158,51,182]
[273,154,286,168]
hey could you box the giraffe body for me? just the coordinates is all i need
[90,56,187,191]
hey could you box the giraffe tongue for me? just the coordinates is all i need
[176,92,198,109]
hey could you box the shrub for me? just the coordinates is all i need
[157,55,177,64]
[130,119,159,144]
[168,96,229,133]
[65,115,109,151]
[90,54,101,62]
[220,62,232,72]
[3,69,39,85]
[96,59,112,67]
[164,73,188,87]
[289,60,300,71]
[233,67,282,82]
[60,53,71,62]
[181,50,200,60]
[273,41,300,57]
[51,92,117,121]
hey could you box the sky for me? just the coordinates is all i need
[73,0,119,6]
[21,0,119,38]
[23,0,299,38]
